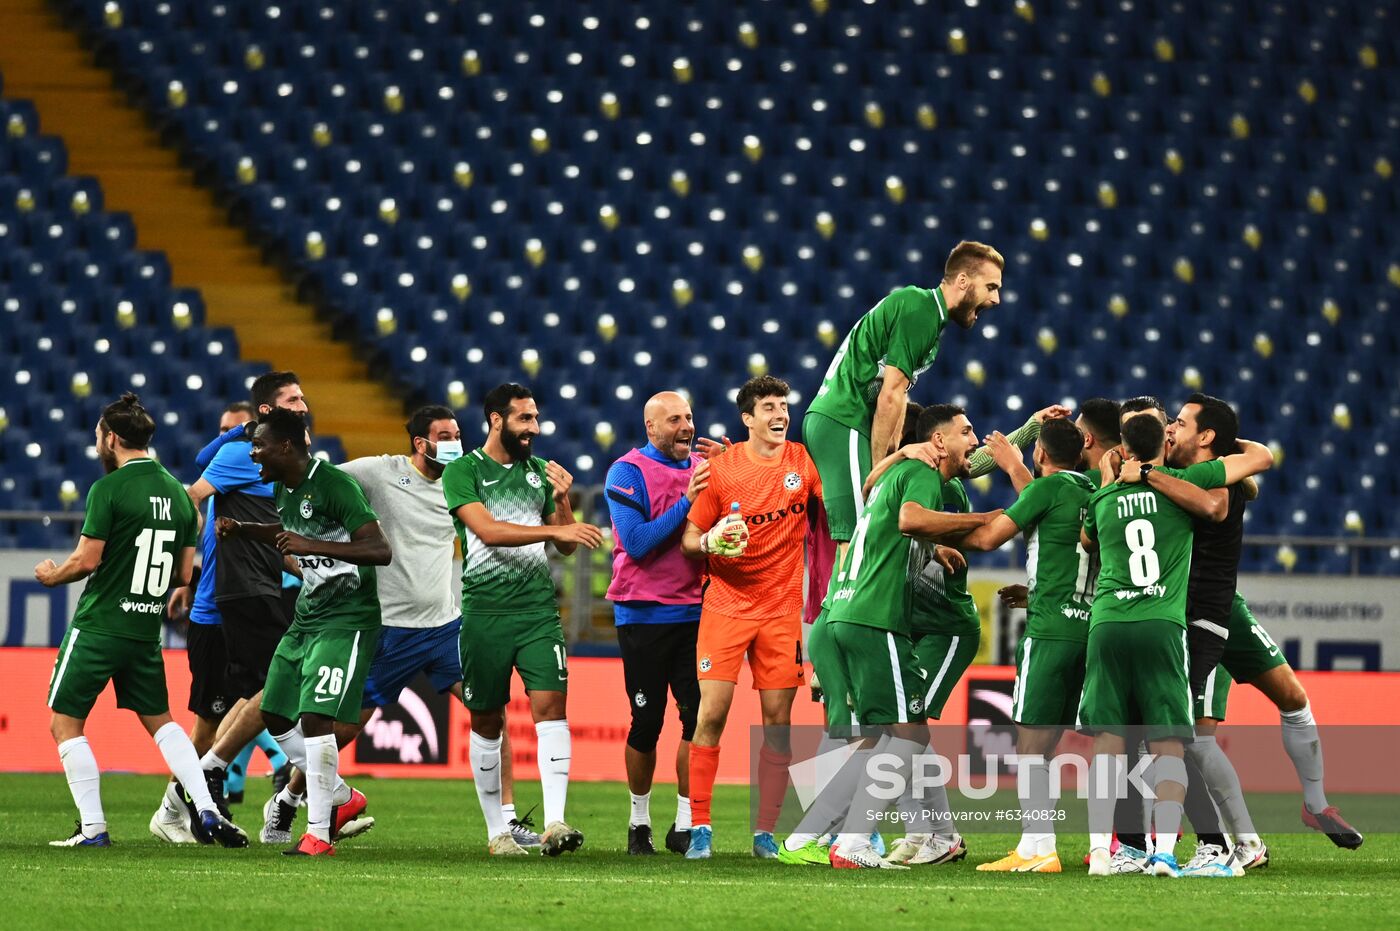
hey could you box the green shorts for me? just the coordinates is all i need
[261,626,380,726]
[808,611,855,735]
[1221,592,1288,685]
[1011,636,1087,727]
[1196,663,1233,721]
[826,620,928,725]
[1079,620,1192,741]
[912,628,980,721]
[460,611,567,711]
[47,627,169,718]
[803,411,872,542]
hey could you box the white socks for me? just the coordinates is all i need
[630,791,651,827]
[200,750,230,772]
[1088,753,1124,853]
[155,722,216,814]
[1187,735,1257,839]
[1016,754,1056,858]
[470,732,507,840]
[1150,755,1188,860]
[58,737,105,837]
[676,794,692,831]
[536,720,572,826]
[304,734,339,843]
[1280,703,1329,813]
[502,803,517,824]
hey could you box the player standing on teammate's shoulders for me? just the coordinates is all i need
[605,391,710,855]
[680,375,822,861]
[217,408,392,856]
[1156,395,1362,858]
[444,383,602,857]
[805,241,1004,562]
[37,393,247,848]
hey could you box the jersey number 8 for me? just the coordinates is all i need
[1124,518,1161,587]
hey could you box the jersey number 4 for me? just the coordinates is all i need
[131,528,177,598]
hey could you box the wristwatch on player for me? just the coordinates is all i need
[1139,463,1154,481]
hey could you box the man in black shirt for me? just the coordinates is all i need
[1158,394,1362,871]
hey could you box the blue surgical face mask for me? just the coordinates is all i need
[430,439,463,465]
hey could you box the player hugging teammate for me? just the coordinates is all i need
[37,239,1361,868]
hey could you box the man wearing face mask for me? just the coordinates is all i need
[260,406,540,848]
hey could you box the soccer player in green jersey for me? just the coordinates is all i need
[804,404,999,869]
[805,241,1004,555]
[37,393,247,848]
[443,383,604,856]
[958,418,1097,873]
[1079,413,1230,878]
[217,408,392,856]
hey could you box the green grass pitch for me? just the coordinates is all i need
[1,774,1394,929]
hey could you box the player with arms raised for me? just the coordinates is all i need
[38,393,246,848]
[680,375,822,860]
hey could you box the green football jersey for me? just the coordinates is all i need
[808,286,948,433]
[1083,461,1226,628]
[910,477,980,636]
[443,448,558,618]
[828,459,943,635]
[1004,470,1098,642]
[276,459,381,632]
[73,458,198,642]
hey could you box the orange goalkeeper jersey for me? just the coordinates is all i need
[689,440,822,618]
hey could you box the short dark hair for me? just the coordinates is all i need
[1122,413,1165,461]
[899,402,924,447]
[482,383,532,427]
[1184,393,1239,457]
[256,407,309,453]
[915,403,966,441]
[1078,397,1122,448]
[251,371,300,410]
[100,392,155,449]
[736,375,791,416]
[1039,418,1084,469]
[407,404,457,450]
[1120,395,1165,417]
[225,400,256,416]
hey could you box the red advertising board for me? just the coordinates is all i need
[3,648,1397,785]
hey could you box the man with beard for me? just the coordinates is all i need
[680,376,822,860]
[1154,394,1361,869]
[805,242,1004,566]
[36,393,247,848]
[802,404,1000,869]
[444,383,603,856]
[605,392,711,855]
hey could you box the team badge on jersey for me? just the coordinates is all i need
[299,499,314,519]
[397,475,412,487]
[526,471,543,489]
[909,697,924,716]
[699,656,712,673]
[783,471,802,491]
[634,690,647,708]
